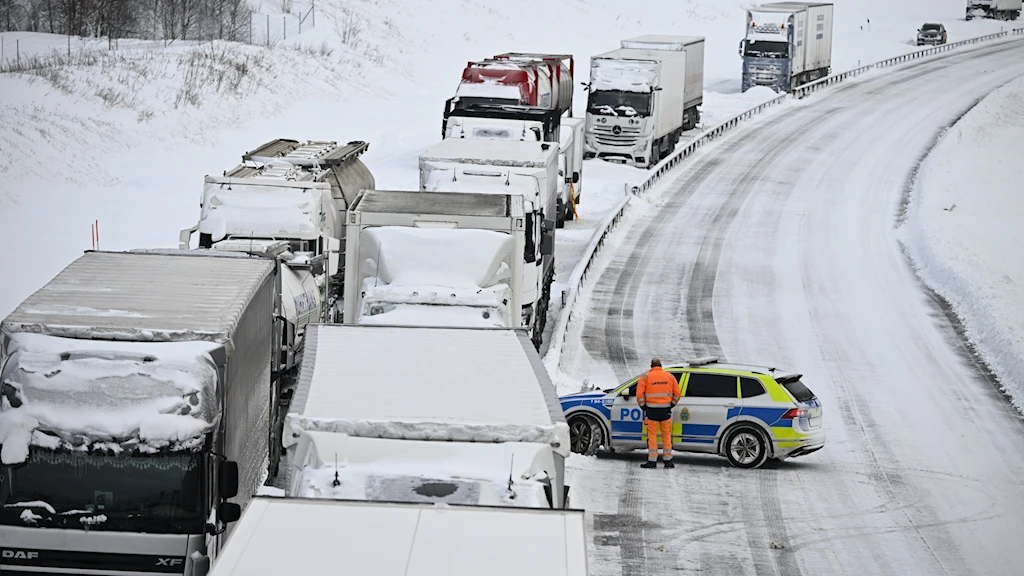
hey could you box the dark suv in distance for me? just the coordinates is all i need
[917,23,948,46]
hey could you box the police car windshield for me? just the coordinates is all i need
[0,449,204,534]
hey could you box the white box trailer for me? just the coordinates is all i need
[342,190,526,329]
[585,35,705,168]
[418,139,558,348]
[283,324,571,507]
[741,2,834,92]
[287,430,564,508]
[0,250,280,575]
[206,497,588,576]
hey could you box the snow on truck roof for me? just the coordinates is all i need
[353,189,518,219]
[0,333,220,464]
[1,251,274,342]
[285,325,569,456]
[289,431,554,508]
[420,138,558,167]
[621,34,705,49]
[594,47,687,63]
[208,497,588,576]
[752,2,833,12]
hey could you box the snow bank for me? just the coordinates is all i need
[898,74,1024,409]
[0,333,220,464]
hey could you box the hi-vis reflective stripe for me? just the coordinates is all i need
[645,392,672,398]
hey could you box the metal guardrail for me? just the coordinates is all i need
[542,29,1019,371]
[792,31,1009,98]
[543,193,632,371]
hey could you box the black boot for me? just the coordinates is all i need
[663,461,675,469]
[640,461,657,469]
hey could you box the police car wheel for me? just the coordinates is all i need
[725,426,769,469]
[568,415,603,456]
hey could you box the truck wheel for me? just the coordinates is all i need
[724,425,769,469]
[555,200,566,229]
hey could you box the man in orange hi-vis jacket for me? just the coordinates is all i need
[637,357,681,469]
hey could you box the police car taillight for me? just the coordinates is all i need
[781,408,809,419]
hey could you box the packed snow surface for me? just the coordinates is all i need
[0,333,220,464]
[899,73,1024,410]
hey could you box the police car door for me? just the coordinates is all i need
[678,372,738,451]
[610,377,645,448]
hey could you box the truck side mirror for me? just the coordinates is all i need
[738,40,744,56]
[217,502,242,524]
[572,171,580,184]
[325,236,341,276]
[541,220,555,256]
[179,226,197,250]
[218,460,239,499]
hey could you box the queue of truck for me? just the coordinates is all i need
[0,11,843,573]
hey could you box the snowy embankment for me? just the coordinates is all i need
[0,0,1012,320]
[898,74,1024,411]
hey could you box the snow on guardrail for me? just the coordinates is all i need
[543,29,1017,373]
[792,31,1011,99]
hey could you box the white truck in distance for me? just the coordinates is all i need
[178,139,375,372]
[418,139,557,347]
[441,104,583,226]
[205,497,588,576]
[740,2,834,92]
[585,35,705,168]
[342,190,525,329]
[283,325,572,508]
[966,0,1021,20]
[0,251,282,576]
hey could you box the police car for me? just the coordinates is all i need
[559,357,824,468]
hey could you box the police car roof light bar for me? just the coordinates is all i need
[686,356,720,367]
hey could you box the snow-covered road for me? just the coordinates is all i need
[564,39,1024,576]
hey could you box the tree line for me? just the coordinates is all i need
[0,0,256,42]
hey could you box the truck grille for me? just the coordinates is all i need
[749,65,781,84]
[591,124,641,147]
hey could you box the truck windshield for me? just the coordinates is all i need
[0,449,204,534]
[588,91,652,117]
[744,40,789,58]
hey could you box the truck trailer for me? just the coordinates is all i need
[585,35,706,168]
[342,189,525,329]
[418,139,557,347]
[287,430,563,509]
[178,139,375,347]
[0,251,281,576]
[740,2,835,93]
[966,0,1021,20]
[283,324,571,508]
[206,497,588,576]
[451,53,574,116]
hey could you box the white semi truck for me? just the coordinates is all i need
[585,35,706,168]
[740,2,835,92]
[966,0,1021,20]
[342,189,525,329]
[283,324,572,508]
[418,139,557,348]
[0,251,283,576]
[206,497,588,576]
[442,104,583,226]
[178,139,375,372]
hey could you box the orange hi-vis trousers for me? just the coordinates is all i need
[646,418,673,462]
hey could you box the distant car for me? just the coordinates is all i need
[917,23,948,46]
[559,357,825,468]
